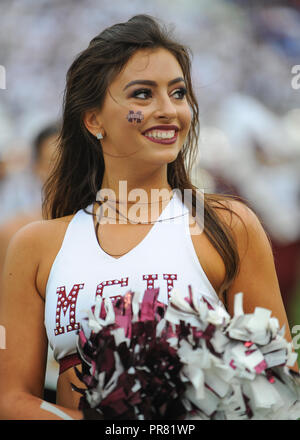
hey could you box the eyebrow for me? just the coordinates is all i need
[123,77,186,91]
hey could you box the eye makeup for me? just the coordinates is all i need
[129,87,188,100]
[122,77,186,91]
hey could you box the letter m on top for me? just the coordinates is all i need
[54,284,84,336]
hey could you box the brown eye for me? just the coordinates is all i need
[172,87,187,99]
[131,88,152,99]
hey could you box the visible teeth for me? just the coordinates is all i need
[145,130,175,139]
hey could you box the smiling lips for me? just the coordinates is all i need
[142,125,179,144]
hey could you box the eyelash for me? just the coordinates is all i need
[131,87,188,100]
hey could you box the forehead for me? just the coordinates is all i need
[113,48,184,87]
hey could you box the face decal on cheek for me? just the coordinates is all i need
[126,110,144,125]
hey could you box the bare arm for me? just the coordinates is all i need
[0,210,42,288]
[0,223,82,419]
[222,201,299,372]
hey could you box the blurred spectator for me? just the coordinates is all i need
[197,93,300,313]
[0,123,59,225]
[0,123,59,278]
[209,170,300,315]
[0,159,6,182]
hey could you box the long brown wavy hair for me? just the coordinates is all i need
[43,14,251,306]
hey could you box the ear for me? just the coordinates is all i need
[83,109,103,137]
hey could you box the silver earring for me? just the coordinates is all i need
[96,132,103,140]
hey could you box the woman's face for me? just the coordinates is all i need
[91,47,192,167]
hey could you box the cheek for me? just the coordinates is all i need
[104,110,131,137]
[181,106,192,134]
[106,113,145,148]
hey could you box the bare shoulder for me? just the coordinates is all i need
[213,199,289,331]
[6,214,75,254]
[211,197,255,227]
[211,198,269,256]
[4,214,75,299]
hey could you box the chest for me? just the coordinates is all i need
[103,207,226,279]
[37,214,225,300]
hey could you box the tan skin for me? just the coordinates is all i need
[0,48,297,420]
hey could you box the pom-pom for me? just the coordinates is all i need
[73,286,300,420]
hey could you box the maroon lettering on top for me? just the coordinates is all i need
[142,274,158,289]
[54,283,84,336]
[95,277,129,299]
[53,274,179,337]
[109,295,123,304]
[163,273,178,300]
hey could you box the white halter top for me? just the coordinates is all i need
[44,191,224,370]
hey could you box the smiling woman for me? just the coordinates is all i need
[83,47,191,171]
[0,14,297,421]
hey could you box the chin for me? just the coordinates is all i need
[147,150,180,167]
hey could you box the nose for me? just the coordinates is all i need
[154,93,177,120]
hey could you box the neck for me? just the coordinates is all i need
[98,166,173,205]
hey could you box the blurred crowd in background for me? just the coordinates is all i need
[0,0,300,394]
